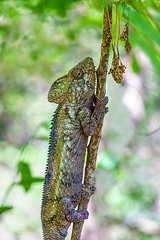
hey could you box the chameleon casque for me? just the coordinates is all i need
[41,57,108,240]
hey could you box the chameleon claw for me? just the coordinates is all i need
[93,95,109,107]
[104,107,109,114]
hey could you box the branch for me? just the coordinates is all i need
[97,5,112,99]
[71,5,112,240]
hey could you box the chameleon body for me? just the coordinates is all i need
[41,57,108,240]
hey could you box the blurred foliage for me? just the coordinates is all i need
[96,150,118,171]
[18,161,43,191]
[0,206,13,215]
[0,0,160,240]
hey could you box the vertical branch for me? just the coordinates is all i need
[96,5,112,98]
[117,4,120,59]
[71,5,112,240]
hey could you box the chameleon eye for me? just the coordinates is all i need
[71,69,83,80]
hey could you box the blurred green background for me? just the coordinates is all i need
[0,0,160,239]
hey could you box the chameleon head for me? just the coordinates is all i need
[68,57,95,103]
[48,57,95,104]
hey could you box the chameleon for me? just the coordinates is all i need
[41,57,108,240]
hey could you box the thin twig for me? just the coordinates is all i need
[114,4,117,51]
[139,126,160,136]
[71,5,112,240]
[117,5,120,59]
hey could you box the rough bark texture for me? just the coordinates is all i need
[71,5,112,240]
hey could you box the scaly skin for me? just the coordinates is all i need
[41,57,108,240]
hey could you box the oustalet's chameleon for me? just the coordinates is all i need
[41,57,108,240]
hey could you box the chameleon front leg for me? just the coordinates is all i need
[79,95,108,136]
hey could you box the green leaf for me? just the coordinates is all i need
[25,0,81,16]
[89,0,108,11]
[130,10,160,45]
[130,33,160,75]
[18,177,44,189]
[131,56,141,74]
[17,162,32,191]
[17,162,43,191]
[96,151,118,171]
[0,206,13,215]
[18,162,32,180]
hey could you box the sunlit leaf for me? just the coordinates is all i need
[24,0,81,16]
[0,206,13,215]
[131,56,141,74]
[130,33,160,74]
[129,10,160,45]
[89,0,108,11]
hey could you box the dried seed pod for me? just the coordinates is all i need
[108,52,126,84]
[120,23,132,53]
[125,39,132,53]
[120,24,128,42]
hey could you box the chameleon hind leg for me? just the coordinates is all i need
[49,198,89,239]
[60,197,89,222]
